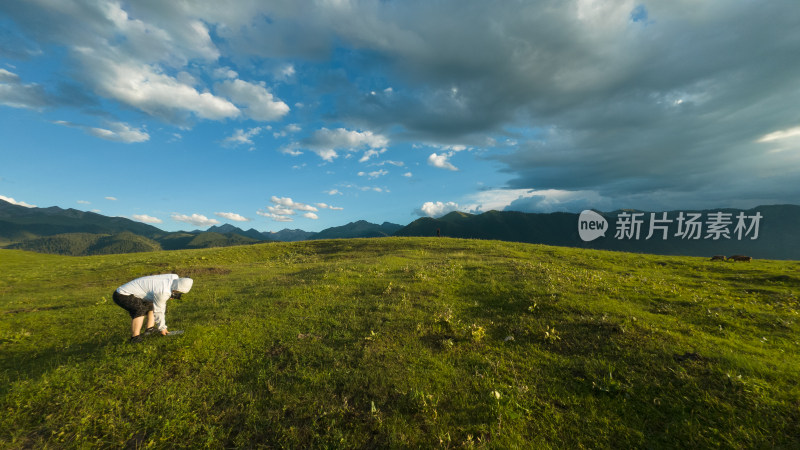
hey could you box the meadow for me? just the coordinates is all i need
[1,237,798,448]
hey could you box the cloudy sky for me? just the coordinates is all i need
[1,0,798,232]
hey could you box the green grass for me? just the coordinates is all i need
[1,238,798,448]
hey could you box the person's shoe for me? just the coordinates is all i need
[143,327,156,336]
[129,335,144,344]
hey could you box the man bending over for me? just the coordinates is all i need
[112,274,193,343]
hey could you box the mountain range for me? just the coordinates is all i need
[396,205,800,260]
[1,198,797,260]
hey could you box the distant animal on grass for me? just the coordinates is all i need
[729,255,753,262]
[710,255,726,261]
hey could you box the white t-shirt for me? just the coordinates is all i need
[117,274,178,331]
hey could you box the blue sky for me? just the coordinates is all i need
[1,1,799,232]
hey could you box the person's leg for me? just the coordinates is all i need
[146,310,155,329]
[113,290,151,342]
[131,315,145,337]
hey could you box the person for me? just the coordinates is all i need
[112,274,193,343]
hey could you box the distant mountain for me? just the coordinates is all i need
[0,199,271,255]
[0,199,164,242]
[4,197,797,259]
[155,232,198,251]
[267,228,318,242]
[398,210,578,244]
[207,224,274,241]
[7,232,162,256]
[311,220,403,240]
[396,205,800,260]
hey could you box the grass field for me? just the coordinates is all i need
[1,237,798,448]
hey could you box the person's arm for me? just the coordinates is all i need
[152,291,171,332]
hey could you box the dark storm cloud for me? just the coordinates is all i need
[319,0,800,208]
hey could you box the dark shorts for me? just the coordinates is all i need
[113,291,153,319]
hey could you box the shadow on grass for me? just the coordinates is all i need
[0,337,122,397]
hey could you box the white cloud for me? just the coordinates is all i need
[275,64,295,80]
[359,148,387,163]
[223,127,262,147]
[215,212,250,222]
[315,202,343,210]
[358,169,388,179]
[87,121,150,143]
[403,172,413,177]
[315,148,339,162]
[280,143,303,156]
[77,200,90,205]
[325,189,343,195]
[132,214,162,224]
[0,195,36,208]
[76,47,241,120]
[303,212,318,219]
[456,188,613,214]
[303,128,389,161]
[257,211,294,222]
[215,79,289,121]
[343,184,387,193]
[0,69,18,83]
[212,66,238,79]
[171,213,220,227]
[376,160,404,167]
[270,196,295,207]
[757,126,800,143]
[99,2,219,63]
[0,69,50,110]
[75,49,240,122]
[459,188,537,213]
[428,152,458,171]
[267,206,295,216]
[269,196,318,212]
[418,201,461,217]
[286,123,301,133]
[294,204,318,212]
[105,196,117,201]
[54,120,149,143]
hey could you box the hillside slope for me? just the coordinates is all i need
[1,238,797,447]
[311,220,402,240]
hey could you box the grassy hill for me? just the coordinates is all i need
[1,238,798,447]
[181,231,261,249]
[6,231,263,255]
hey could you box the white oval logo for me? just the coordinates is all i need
[578,210,608,242]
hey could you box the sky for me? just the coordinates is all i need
[1,0,799,233]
